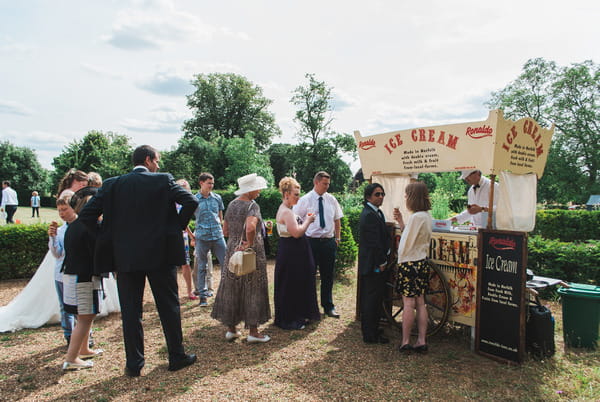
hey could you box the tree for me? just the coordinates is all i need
[291,73,334,146]
[0,141,49,199]
[221,135,274,189]
[266,143,298,184]
[161,136,221,187]
[486,58,600,203]
[288,74,356,192]
[51,131,133,192]
[183,73,281,151]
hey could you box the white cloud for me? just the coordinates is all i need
[0,35,33,53]
[137,71,194,96]
[103,1,215,50]
[120,105,190,133]
[0,100,34,116]
[80,63,123,80]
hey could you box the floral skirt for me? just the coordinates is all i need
[395,259,429,297]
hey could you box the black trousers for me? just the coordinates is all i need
[5,205,17,223]
[308,237,337,311]
[359,270,388,341]
[116,267,185,371]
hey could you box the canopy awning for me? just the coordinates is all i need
[354,110,554,179]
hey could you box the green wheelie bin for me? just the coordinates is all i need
[557,283,600,349]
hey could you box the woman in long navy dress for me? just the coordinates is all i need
[274,177,321,330]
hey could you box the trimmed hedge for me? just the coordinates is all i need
[0,224,49,280]
[532,209,600,242]
[528,235,600,285]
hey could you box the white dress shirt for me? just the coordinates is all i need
[454,175,499,228]
[1,186,18,208]
[294,190,343,238]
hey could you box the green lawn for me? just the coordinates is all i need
[0,207,58,226]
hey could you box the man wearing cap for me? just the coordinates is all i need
[450,169,499,228]
[294,171,344,318]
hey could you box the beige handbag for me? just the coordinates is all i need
[227,201,258,276]
[228,248,257,276]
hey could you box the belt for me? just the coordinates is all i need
[308,237,335,242]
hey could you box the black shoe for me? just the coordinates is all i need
[325,309,340,318]
[124,367,141,377]
[398,344,414,354]
[364,335,390,344]
[413,344,428,353]
[88,334,94,348]
[168,353,197,371]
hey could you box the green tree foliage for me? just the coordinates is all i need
[291,73,334,145]
[222,135,274,189]
[51,131,133,192]
[164,135,274,190]
[486,58,600,203]
[0,141,49,199]
[266,143,298,184]
[286,74,356,192]
[161,136,221,186]
[183,73,281,151]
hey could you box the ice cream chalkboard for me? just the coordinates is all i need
[476,229,527,364]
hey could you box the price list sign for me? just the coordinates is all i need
[476,230,527,364]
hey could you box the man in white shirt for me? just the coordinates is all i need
[1,180,19,224]
[294,171,344,318]
[450,170,499,228]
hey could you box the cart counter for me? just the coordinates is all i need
[429,228,479,327]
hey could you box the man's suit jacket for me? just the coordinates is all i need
[79,168,199,273]
[358,204,391,276]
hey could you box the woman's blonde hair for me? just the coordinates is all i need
[278,177,300,195]
[405,181,431,212]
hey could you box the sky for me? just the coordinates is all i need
[1,0,598,171]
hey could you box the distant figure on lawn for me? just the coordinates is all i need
[31,191,40,217]
[79,145,199,376]
[1,180,18,224]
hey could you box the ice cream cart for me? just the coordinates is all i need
[354,110,555,362]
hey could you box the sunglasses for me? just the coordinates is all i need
[373,192,385,197]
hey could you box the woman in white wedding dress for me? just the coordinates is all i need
[0,253,120,333]
[0,170,120,333]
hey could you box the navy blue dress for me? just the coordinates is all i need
[274,220,321,329]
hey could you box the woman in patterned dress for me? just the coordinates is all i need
[393,181,432,354]
[211,174,271,343]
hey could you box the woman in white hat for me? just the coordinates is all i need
[211,174,272,343]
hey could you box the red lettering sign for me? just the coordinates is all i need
[466,125,493,139]
[489,237,516,251]
[359,139,376,150]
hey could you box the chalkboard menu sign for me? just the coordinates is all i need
[475,229,527,364]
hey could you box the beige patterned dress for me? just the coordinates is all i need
[211,199,271,327]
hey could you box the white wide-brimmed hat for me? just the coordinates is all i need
[234,173,268,195]
[459,169,478,180]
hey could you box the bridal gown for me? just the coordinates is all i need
[0,250,120,333]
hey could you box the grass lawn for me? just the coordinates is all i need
[0,262,598,401]
[0,207,59,226]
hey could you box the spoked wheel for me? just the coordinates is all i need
[382,260,451,337]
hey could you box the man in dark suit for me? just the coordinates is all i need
[358,183,391,344]
[79,145,199,376]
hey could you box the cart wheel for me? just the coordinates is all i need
[382,260,451,337]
